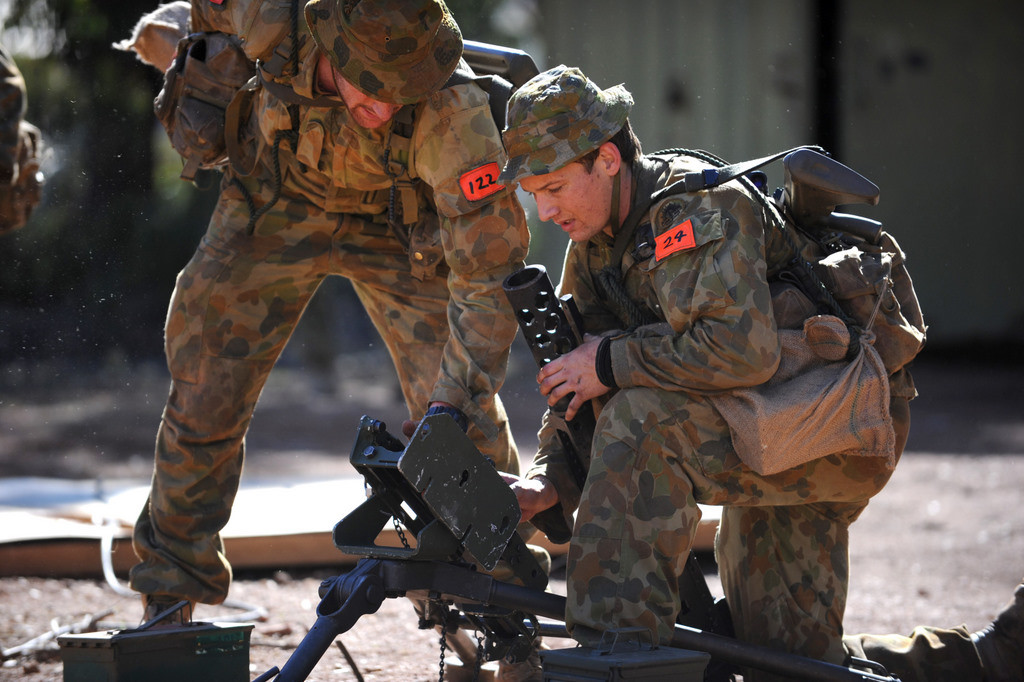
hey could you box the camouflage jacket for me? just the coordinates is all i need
[528,152,782,538]
[190,1,529,436]
[0,44,26,184]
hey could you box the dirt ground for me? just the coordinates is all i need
[1,350,1023,681]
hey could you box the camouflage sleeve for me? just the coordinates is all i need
[412,82,530,436]
[525,412,579,544]
[608,188,781,391]
[189,0,292,62]
[0,45,26,183]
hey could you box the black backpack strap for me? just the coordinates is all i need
[650,145,825,202]
[484,74,513,130]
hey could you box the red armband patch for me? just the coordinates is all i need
[459,162,504,202]
[208,0,224,4]
[655,219,697,261]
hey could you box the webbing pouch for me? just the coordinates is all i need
[154,32,256,180]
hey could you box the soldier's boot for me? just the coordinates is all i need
[141,595,195,627]
[971,579,1024,682]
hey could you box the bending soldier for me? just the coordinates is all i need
[498,65,1022,682]
[125,0,532,661]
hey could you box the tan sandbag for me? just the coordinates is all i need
[710,315,895,476]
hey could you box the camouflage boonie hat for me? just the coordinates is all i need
[499,65,633,185]
[304,0,463,105]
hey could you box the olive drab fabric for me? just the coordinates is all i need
[127,0,529,606]
[305,0,463,105]
[499,64,632,186]
[844,626,985,682]
[0,44,43,236]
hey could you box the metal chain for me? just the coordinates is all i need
[437,614,448,682]
[473,631,484,682]
[392,516,410,549]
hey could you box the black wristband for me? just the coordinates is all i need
[595,336,618,389]
[424,404,469,432]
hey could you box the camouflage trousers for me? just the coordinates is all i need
[565,385,910,681]
[130,176,518,605]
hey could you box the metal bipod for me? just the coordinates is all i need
[267,559,387,682]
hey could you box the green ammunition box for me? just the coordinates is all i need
[540,628,710,682]
[58,622,253,682]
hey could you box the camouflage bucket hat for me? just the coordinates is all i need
[499,65,633,185]
[304,0,463,105]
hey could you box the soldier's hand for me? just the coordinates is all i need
[500,473,558,522]
[537,335,609,421]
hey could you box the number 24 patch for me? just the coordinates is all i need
[654,219,697,261]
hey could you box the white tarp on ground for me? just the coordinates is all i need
[0,476,719,577]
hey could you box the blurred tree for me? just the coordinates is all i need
[1,0,215,370]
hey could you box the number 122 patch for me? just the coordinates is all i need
[655,219,697,261]
[459,162,504,202]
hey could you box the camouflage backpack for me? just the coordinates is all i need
[587,143,926,380]
[669,146,927,378]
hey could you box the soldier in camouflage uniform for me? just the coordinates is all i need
[0,43,42,235]
[129,0,531,637]
[0,45,26,197]
[498,65,1023,682]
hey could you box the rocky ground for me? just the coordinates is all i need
[1,350,1022,681]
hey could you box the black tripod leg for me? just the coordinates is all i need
[272,559,387,682]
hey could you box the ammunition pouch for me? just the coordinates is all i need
[154,32,258,181]
[0,121,43,235]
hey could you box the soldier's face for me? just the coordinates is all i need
[519,143,620,243]
[317,53,401,129]
[337,77,401,129]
